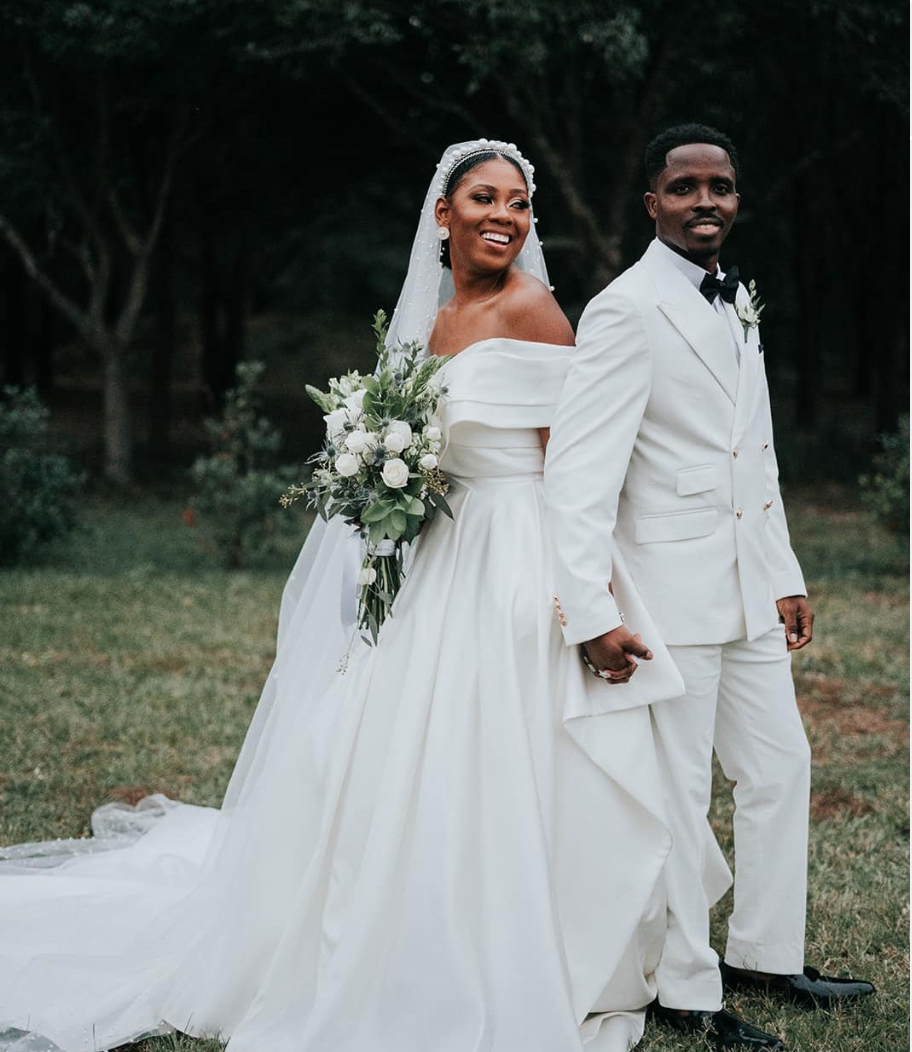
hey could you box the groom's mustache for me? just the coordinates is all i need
[685,215,723,228]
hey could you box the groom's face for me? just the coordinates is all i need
[644,143,739,269]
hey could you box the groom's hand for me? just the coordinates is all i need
[582,627,653,685]
[777,595,814,651]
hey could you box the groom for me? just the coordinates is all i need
[544,123,874,1048]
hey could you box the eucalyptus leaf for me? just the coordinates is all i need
[368,520,389,545]
[361,500,394,524]
[405,496,425,516]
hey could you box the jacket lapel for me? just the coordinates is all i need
[640,241,739,404]
[728,285,762,446]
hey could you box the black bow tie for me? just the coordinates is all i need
[700,265,739,304]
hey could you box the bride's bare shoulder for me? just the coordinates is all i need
[501,270,574,347]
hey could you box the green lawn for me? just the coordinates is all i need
[0,485,907,1052]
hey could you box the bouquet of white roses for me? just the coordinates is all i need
[281,310,452,643]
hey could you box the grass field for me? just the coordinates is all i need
[0,483,908,1052]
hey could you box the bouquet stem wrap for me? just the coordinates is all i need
[359,541,402,642]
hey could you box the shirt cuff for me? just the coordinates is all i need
[772,573,807,601]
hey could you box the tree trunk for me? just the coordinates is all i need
[1,251,26,387]
[199,224,247,412]
[222,236,247,389]
[852,254,874,399]
[872,111,907,436]
[199,219,223,412]
[874,266,906,436]
[33,288,57,395]
[150,209,176,458]
[102,349,133,484]
[793,175,818,428]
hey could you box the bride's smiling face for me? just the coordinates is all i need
[435,158,531,273]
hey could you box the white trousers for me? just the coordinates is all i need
[651,626,811,1010]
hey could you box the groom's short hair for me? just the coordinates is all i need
[644,123,740,189]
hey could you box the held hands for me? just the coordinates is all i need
[777,595,814,651]
[581,626,653,686]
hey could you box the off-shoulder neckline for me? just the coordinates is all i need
[430,336,574,362]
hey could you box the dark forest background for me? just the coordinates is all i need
[0,0,908,490]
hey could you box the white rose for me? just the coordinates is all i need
[423,425,441,442]
[359,435,379,465]
[338,372,361,396]
[344,388,367,411]
[419,453,438,470]
[387,420,413,448]
[345,430,370,453]
[381,458,409,488]
[324,408,350,442]
[334,452,360,477]
[357,566,377,586]
[383,432,406,454]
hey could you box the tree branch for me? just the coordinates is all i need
[113,126,182,345]
[0,216,91,341]
[495,72,615,284]
[354,52,480,155]
[23,59,106,259]
[109,183,143,256]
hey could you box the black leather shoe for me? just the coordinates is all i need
[648,1000,785,1049]
[720,959,876,1009]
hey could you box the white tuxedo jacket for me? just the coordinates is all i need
[545,238,806,648]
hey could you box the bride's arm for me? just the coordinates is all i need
[500,274,573,456]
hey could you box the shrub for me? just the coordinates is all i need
[189,361,300,568]
[0,386,83,566]
[860,414,910,537]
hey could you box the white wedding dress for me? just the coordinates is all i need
[0,338,684,1052]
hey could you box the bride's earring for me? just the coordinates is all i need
[436,227,450,240]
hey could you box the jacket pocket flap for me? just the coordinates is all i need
[635,507,718,544]
[676,464,717,496]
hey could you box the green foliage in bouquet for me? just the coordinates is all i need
[0,386,84,567]
[282,310,452,642]
[190,361,300,569]
[860,413,909,538]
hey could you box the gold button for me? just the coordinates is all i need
[732,449,739,458]
[763,499,774,511]
[736,507,743,519]
[553,595,567,626]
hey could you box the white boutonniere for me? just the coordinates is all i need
[735,279,765,342]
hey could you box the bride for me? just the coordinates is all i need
[0,139,685,1052]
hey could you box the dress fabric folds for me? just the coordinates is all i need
[0,338,681,1052]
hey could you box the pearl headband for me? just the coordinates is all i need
[437,138,536,197]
